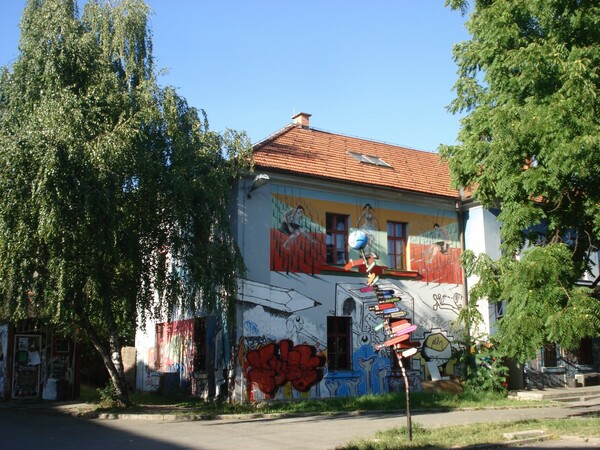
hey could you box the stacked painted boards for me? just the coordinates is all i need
[344,251,420,361]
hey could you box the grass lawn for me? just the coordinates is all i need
[81,384,551,416]
[341,416,600,449]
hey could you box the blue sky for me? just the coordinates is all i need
[0,1,470,152]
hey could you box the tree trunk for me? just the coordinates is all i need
[78,311,131,407]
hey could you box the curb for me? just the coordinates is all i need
[502,430,552,447]
[83,408,397,421]
[559,435,600,444]
[20,402,590,422]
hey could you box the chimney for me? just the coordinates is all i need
[292,112,311,129]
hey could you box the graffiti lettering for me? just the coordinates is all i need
[244,339,326,396]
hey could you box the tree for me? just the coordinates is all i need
[441,0,600,362]
[0,0,251,406]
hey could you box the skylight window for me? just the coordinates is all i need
[347,151,391,168]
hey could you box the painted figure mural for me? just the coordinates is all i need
[271,197,325,273]
[356,203,379,257]
[281,205,317,250]
[409,222,462,285]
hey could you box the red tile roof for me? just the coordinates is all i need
[253,123,459,198]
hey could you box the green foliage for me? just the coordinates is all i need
[458,339,509,393]
[452,275,508,392]
[462,245,600,363]
[440,0,600,262]
[442,1,600,365]
[0,0,251,405]
[97,382,124,408]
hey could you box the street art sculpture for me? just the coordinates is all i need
[346,230,419,440]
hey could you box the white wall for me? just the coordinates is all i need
[463,204,503,337]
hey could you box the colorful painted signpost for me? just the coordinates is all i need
[346,230,419,441]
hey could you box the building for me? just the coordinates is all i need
[136,112,476,401]
[135,113,599,401]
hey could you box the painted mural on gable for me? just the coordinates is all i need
[269,193,462,284]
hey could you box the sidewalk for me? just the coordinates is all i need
[510,384,600,403]
[2,386,600,448]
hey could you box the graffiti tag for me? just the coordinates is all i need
[244,339,325,396]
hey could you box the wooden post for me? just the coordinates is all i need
[397,355,412,441]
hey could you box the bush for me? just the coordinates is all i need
[458,339,509,393]
[97,382,123,408]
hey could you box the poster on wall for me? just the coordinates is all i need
[12,334,41,398]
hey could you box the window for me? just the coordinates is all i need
[327,316,352,371]
[570,337,594,366]
[387,221,407,270]
[495,301,505,320]
[543,343,558,367]
[347,151,392,168]
[326,213,349,264]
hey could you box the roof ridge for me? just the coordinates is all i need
[253,123,297,148]
[255,124,440,156]
[305,126,439,155]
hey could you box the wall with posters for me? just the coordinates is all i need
[0,322,79,401]
[12,334,42,398]
[135,316,231,399]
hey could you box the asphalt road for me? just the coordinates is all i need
[1,400,599,449]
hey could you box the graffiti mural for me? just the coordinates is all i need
[432,292,463,315]
[238,279,325,400]
[328,280,463,396]
[239,279,324,349]
[243,339,326,396]
[329,282,418,396]
[271,197,326,274]
[156,319,194,375]
[415,329,459,380]
[335,282,415,352]
[240,279,321,314]
[237,278,464,401]
[409,222,463,284]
